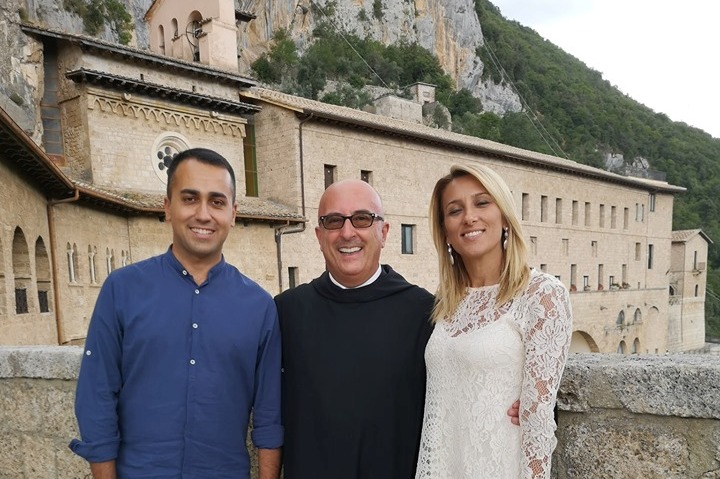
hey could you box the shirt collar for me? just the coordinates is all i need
[329,264,382,289]
[164,246,227,282]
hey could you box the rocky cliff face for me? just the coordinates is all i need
[0,0,520,137]
[242,0,521,113]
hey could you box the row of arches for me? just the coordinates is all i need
[617,338,641,354]
[571,331,645,355]
[66,244,130,285]
[617,308,642,327]
[157,11,204,61]
[0,227,52,316]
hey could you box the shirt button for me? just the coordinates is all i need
[85,350,92,356]
[192,323,198,329]
[195,289,199,294]
[190,359,196,365]
[182,270,188,276]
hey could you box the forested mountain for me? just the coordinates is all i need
[252,0,720,338]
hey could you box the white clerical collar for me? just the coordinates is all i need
[329,265,382,289]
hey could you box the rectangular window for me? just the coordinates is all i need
[598,264,604,288]
[611,206,617,229]
[648,244,654,269]
[624,207,629,229]
[522,193,529,221]
[609,275,615,287]
[622,264,627,284]
[530,236,538,255]
[584,202,591,227]
[401,224,415,254]
[591,240,598,257]
[694,251,698,269]
[15,288,28,314]
[636,203,644,222]
[599,204,605,228]
[570,264,577,287]
[360,170,372,184]
[243,123,259,197]
[288,267,299,289]
[41,43,65,158]
[583,275,590,288]
[649,193,656,212]
[635,242,641,261]
[38,290,49,313]
[324,164,336,189]
[572,200,578,226]
[540,264,547,272]
[555,198,562,224]
[562,238,569,256]
[540,195,548,222]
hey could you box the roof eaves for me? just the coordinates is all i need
[74,181,305,223]
[298,109,686,194]
[66,68,261,114]
[20,24,257,88]
[0,107,75,198]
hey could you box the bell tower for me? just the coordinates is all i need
[145,0,241,71]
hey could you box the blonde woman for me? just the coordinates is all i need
[415,164,573,479]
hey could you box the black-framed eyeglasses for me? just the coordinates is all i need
[319,212,384,230]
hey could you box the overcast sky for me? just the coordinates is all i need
[489,0,720,138]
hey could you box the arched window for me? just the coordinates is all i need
[186,11,203,62]
[12,227,31,314]
[634,308,642,323]
[35,237,51,313]
[669,285,676,295]
[171,18,178,37]
[72,243,80,282]
[0,233,6,315]
[616,310,625,327]
[617,341,626,354]
[158,25,166,55]
[67,242,75,282]
[106,248,112,275]
[631,338,640,354]
[88,245,97,284]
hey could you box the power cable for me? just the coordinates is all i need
[483,41,569,159]
[309,1,391,89]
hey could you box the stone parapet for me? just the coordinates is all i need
[0,345,82,380]
[1,348,718,478]
[554,353,720,478]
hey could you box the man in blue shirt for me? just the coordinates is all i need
[70,148,282,479]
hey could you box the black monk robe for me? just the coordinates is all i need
[276,265,434,479]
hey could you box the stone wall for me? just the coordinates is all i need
[1,347,718,478]
[555,354,720,478]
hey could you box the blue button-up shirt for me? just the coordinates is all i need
[70,250,282,478]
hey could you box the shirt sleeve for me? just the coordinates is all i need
[68,275,123,463]
[519,275,573,479]
[250,300,283,449]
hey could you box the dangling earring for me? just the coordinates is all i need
[502,227,509,250]
[447,243,455,266]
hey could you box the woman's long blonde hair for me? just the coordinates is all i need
[429,163,530,322]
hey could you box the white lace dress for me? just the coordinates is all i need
[415,270,572,479]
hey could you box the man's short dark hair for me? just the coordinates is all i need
[166,148,237,201]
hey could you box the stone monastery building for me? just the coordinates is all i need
[0,0,710,354]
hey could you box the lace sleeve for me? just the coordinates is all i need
[519,274,573,478]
